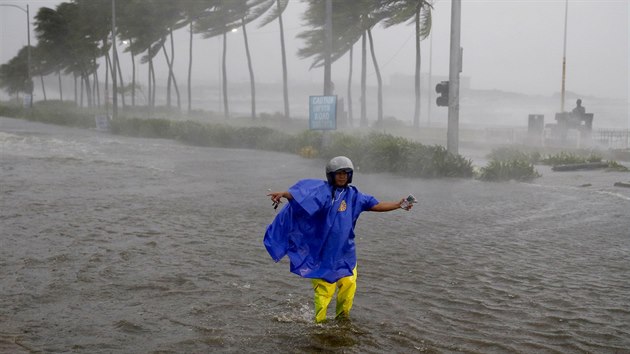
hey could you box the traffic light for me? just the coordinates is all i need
[435,81,449,107]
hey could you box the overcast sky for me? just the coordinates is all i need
[1,0,628,101]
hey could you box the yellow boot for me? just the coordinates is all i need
[335,267,357,320]
[311,279,336,323]
[311,267,358,323]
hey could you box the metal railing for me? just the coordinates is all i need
[593,129,630,149]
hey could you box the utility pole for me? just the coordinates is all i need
[111,0,118,119]
[427,30,433,125]
[26,4,31,107]
[323,0,333,96]
[560,0,568,112]
[447,0,462,154]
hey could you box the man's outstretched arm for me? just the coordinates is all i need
[370,199,412,212]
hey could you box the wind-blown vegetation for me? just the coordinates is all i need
[539,151,603,166]
[478,147,541,182]
[116,119,474,178]
[1,0,435,126]
[1,102,472,179]
[482,147,628,180]
[477,159,541,182]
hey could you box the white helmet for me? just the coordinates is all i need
[326,156,354,185]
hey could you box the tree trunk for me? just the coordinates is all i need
[187,21,193,115]
[368,29,383,125]
[360,32,367,127]
[130,38,136,107]
[161,40,181,111]
[57,70,63,101]
[163,43,172,109]
[116,52,126,108]
[148,59,153,111]
[242,19,256,120]
[105,52,111,112]
[150,60,156,110]
[222,32,229,119]
[93,70,100,107]
[170,30,180,110]
[74,74,78,106]
[347,45,353,127]
[40,75,47,101]
[83,71,93,108]
[413,6,421,129]
[278,0,290,120]
[79,74,83,107]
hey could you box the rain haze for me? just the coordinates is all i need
[2,1,630,353]
[1,0,629,129]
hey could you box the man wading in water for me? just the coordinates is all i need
[264,156,414,323]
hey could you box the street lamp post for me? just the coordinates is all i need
[1,3,32,107]
[560,0,568,112]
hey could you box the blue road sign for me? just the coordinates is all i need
[309,95,337,130]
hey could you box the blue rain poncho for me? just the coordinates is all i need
[264,179,378,283]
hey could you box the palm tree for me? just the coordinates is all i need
[298,0,386,127]
[195,0,247,119]
[346,44,354,126]
[34,6,70,101]
[367,28,383,126]
[75,0,117,108]
[0,46,32,98]
[117,0,172,111]
[257,0,290,119]
[199,0,274,120]
[381,0,433,129]
[31,45,49,101]
[242,0,278,120]
[179,0,212,115]
[152,1,186,111]
[37,2,102,107]
[161,29,182,110]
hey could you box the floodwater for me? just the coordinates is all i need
[1,117,629,353]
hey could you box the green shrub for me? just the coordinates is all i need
[320,132,366,163]
[110,117,172,138]
[540,151,602,165]
[478,159,541,182]
[320,132,473,178]
[358,133,412,173]
[0,103,25,117]
[487,147,541,164]
[605,160,629,172]
[0,105,474,179]
[291,130,324,154]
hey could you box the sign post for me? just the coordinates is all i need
[309,95,337,130]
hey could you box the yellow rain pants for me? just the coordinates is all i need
[311,266,357,323]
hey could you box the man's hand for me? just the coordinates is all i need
[267,190,292,209]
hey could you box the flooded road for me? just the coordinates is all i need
[1,117,629,353]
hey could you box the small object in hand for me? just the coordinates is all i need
[401,194,417,209]
[273,200,281,209]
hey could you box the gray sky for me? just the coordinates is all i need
[1,0,628,100]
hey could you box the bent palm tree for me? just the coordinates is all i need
[298,0,385,127]
[382,0,433,129]
[195,0,246,119]
[257,0,290,119]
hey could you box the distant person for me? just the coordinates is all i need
[264,156,414,323]
[572,99,586,116]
